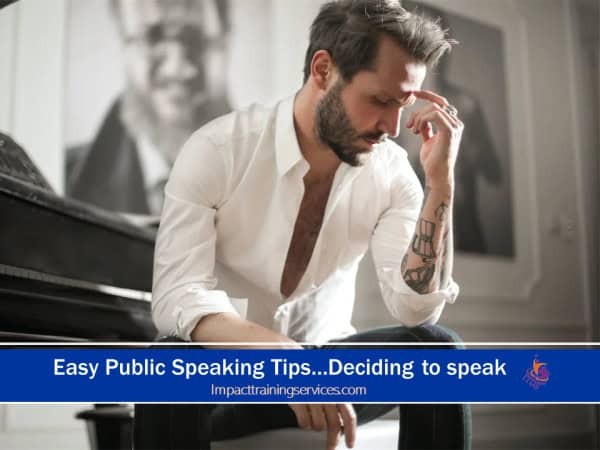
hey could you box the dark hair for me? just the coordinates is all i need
[110,0,231,34]
[302,0,456,83]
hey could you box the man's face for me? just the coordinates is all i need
[315,35,427,166]
[117,0,227,126]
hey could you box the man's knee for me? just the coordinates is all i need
[337,324,463,348]
[407,324,464,348]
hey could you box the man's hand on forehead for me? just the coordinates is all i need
[404,88,463,188]
[404,89,460,141]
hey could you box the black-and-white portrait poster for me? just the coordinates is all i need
[65,0,236,216]
[64,0,283,217]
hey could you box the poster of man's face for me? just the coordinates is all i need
[65,0,231,215]
[117,0,230,158]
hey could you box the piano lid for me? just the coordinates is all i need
[0,133,53,191]
[0,131,155,292]
[0,1,18,10]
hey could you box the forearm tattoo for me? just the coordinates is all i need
[403,217,438,293]
[401,186,452,293]
[439,229,450,285]
[410,219,437,258]
[402,254,435,293]
[435,201,448,222]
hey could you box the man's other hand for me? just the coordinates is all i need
[289,403,356,449]
[406,89,464,189]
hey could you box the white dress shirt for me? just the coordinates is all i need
[153,96,459,343]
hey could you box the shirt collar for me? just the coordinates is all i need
[275,95,307,177]
[136,134,171,192]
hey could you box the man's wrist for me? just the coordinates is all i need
[425,178,454,196]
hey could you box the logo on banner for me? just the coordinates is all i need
[522,356,550,390]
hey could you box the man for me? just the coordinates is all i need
[140,1,468,449]
[66,0,231,215]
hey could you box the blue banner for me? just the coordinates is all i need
[0,348,594,402]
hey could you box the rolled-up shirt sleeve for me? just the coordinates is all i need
[152,131,239,340]
[370,162,459,328]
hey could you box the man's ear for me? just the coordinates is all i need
[310,50,334,90]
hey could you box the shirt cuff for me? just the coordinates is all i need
[168,287,240,341]
[378,265,460,313]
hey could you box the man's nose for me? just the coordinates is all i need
[157,43,199,81]
[378,107,402,138]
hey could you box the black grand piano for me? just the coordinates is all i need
[0,131,157,449]
[0,132,157,342]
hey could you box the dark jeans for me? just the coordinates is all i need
[134,325,471,450]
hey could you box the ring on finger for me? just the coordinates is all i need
[443,104,458,117]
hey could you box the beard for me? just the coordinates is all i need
[315,80,385,167]
[120,84,229,164]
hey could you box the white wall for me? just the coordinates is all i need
[1,0,66,193]
[0,2,16,132]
